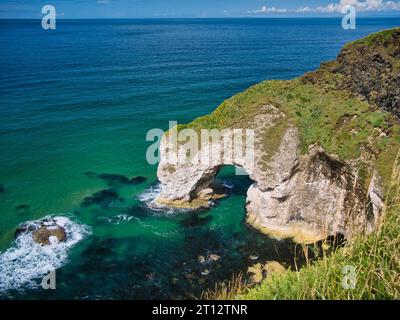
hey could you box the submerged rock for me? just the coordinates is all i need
[15,204,30,214]
[197,253,221,265]
[82,189,119,207]
[209,254,220,262]
[130,176,146,184]
[201,269,210,276]
[84,171,97,178]
[180,214,212,228]
[98,173,131,186]
[0,184,4,194]
[85,172,146,186]
[15,223,37,237]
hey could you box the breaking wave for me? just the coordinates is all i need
[0,215,91,294]
[137,183,189,214]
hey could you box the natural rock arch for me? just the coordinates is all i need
[156,105,384,244]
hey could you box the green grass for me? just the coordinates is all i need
[204,154,400,300]
[193,27,400,301]
[177,78,400,192]
[172,28,400,192]
[345,27,400,48]
[343,27,400,71]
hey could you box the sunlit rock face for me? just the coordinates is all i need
[246,144,380,244]
[156,105,384,243]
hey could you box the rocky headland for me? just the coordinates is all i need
[156,28,400,244]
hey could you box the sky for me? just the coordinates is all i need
[1,0,400,19]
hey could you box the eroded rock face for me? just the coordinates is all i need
[156,104,384,243]
[157,105,296,208]
[247,145,375,243]
[335,33,400,119]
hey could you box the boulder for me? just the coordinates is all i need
[32,225,66,245]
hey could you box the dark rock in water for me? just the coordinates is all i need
[84,171,97,178]
[33,225,66,246]
[85,172,146,186]
[82,189,119,207]
[98,173,132,186]
[125,205,148,218]
[15,204,30,214]
[15,223,36,238]
[16,204,29,211]
[130,176,146,184]
[0,184,4,194]
[15,219,67,246]
[180,214,212,228]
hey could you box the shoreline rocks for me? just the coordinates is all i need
[153,30,398,244]
[16,218,68,246]
[247,261,286,284]
[32,225,66,246]
[156,113,383,243]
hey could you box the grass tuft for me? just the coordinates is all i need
[205,153,400,300]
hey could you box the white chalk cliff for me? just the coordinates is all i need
[155,28,400,244]
[156,106,384,244]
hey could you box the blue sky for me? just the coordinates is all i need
[1,0,400,18]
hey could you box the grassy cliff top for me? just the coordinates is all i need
[345,27,400,51]
[177,28,400,191]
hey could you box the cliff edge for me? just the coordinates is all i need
[156,28,400,244]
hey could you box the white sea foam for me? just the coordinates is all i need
[0,215,91,294]
[137,183,188,214]
[137,181,235,214]
[221,180,235,190]
[101,214,137,225]
[137,183,162,204]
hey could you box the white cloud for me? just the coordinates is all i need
[315,0,400,12]
[250,5,287,14]
[250,1,400,15]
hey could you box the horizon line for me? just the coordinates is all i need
[1,16,400,20]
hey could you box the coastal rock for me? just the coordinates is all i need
[154,30,396,244]
[264,261,286,277]
[209,254,220,262]
[197,188,214,201]
[16,218,67,245]
[156,110,381,243]
[247,263,264,284]
[247,261,286,284]
[81,189,119,207]
[303,28,400,118]
[33,225,66,246]
[246,144,372,243]
[156,105,295,208]
[85,172,146,186]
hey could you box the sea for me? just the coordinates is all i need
[0,18,399,299]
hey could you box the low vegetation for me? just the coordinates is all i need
[198,28,400,300]
[204,153,400,300]
[180,77,400,191]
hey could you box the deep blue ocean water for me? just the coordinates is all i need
[0,18,399,299]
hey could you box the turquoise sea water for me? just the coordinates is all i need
[0,18,399,299]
